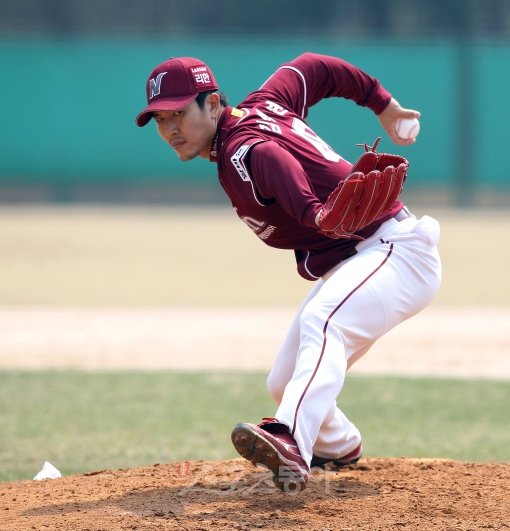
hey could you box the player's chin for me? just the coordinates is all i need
[173,146,199,161]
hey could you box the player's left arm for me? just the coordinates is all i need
[316,139,408,239]
[247,141,323,228]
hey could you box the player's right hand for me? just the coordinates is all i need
[378,97,421,146]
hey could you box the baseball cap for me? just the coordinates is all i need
[135,57,218,127]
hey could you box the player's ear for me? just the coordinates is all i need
[208,92,222,117]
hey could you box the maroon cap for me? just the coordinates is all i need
[135,57,218,127]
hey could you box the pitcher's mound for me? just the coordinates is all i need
[2,457,508,530]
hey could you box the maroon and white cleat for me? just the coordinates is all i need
[310,443,363,469]
[231,417,309,493]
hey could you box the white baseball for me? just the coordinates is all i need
[395,118,420,140]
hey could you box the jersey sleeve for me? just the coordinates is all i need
[259,52,392,119]
[247,140,323,229]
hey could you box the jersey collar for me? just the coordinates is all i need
[209,106,247,162]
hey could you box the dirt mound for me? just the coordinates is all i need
[1,458,508,530]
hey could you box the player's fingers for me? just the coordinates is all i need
[403,109,421,119]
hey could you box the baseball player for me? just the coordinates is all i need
[136,52,441,493]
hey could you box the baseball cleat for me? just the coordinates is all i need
[231,417,309,494]
[310,443,363,469]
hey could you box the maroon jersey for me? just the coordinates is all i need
[210,52,403,280]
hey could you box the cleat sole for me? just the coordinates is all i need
[231,423,307,494]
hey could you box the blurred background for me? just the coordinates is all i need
[1,0,510,482]
[1,0,509,206]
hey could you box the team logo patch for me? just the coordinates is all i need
[231,145,251,182]
[149,72,167,99]
[231,108,244,118]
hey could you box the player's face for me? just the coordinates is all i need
[153,96,220,161]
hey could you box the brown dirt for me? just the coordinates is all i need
[2,458,509,530]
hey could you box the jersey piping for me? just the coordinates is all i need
[302,251,320,280]
[291,243,395,436]
[260,65,308,119]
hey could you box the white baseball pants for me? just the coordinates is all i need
[267,213,442,466]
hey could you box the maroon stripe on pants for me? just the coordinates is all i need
[291,243,394,436]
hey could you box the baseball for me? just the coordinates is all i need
[395,118,420,140]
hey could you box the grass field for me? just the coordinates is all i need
[1,371,509,482]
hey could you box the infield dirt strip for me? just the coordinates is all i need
[1,305,509,378]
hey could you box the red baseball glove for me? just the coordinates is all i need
[317,138,408,239]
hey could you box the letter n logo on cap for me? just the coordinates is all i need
[149,72,167,99]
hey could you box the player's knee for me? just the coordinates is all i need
[298,302,331,336]
[266,371,285,405]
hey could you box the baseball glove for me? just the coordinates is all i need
[317,138,408,239]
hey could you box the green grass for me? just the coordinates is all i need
[1,371,509,482]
